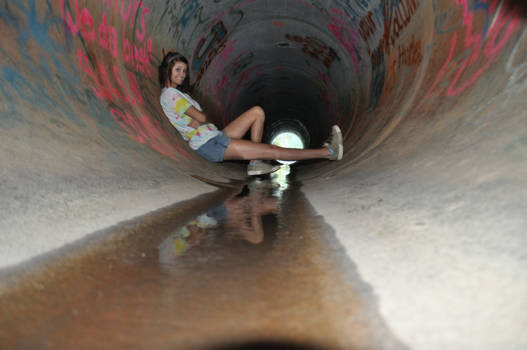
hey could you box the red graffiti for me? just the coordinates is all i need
[98,13,118,58]
[383,51,398,94]
[101,0,148,41]
[398,35,422,67]
[328,8,360,75]
[209,40,237,95]
[61,1,190,162]
[80,48,191,160]
[110,107,192,160]
[359,11,377,43]
[383,37,422,95]
[424,0,520,100]
[61,0,153,76]
[77,50,143,105]
[380,0,421,54]
[285,34,338,68]
[272,20,284,28]
[233,0,256,10]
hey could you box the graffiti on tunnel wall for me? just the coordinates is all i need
[327,0,423,112]
[170,0,268,123]
[420,0,521,109]
[285,34,339,68]
[162,0,254,89]
[379,0,421,54]
[0,0,194,161]
[334,0,421,58]
[350,0,520,112]
[328,8,362,76]
[59,0,192,160]
[373,0,422,107]
[61,0,152,83]
[192,19,228,86]
[4,0,517,146]
[0,0,89,127]
[336,0,520,116]
[62,0,152,76]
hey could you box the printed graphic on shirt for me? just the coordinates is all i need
[173,96,191,116]
[160,87,220,150]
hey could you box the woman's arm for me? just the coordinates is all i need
[185,106,207,128]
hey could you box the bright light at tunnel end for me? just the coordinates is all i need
[271,132,305,165]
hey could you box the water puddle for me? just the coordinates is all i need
[0,166,406,350]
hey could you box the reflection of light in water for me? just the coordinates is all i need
[270,164,290,195]
[271,132,304,165]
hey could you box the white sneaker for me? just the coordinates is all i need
[247,160,280,176]
[323,125,343,160]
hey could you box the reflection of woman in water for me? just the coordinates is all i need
[158,51,344,175]
[158,184,279,264]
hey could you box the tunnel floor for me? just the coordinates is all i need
[0,168,406,350]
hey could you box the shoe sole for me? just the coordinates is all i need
[332,125,343,160]
[247,165,281,176]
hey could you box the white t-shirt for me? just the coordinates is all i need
[160,87,220,150]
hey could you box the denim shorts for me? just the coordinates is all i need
[195,131,231,162]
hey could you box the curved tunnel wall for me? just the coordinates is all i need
[1,0,527,348]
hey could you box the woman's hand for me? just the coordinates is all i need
[188,119,201,128]
[186,106,208,127]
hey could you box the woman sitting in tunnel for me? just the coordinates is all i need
[158,51,343,175]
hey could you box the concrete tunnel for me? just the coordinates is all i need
[1,0,527,349]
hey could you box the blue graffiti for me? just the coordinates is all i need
[473,0,491,38]
[334,0,371,20]
[179,0,201,27]
[11,0,78,83]
[0,64,79,128]
[0,0,87,127]
[0,67,38,120]
[0,0,126,133]
[192,21,227,72]
[432,0,462,35]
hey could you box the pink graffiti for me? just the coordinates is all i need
[61,0,152,76]
[101,0,147,39]
[209,40,238,95]
[71,25,182,160]
[327,8,360,75]
[424,0,520,99]
[294,0,321,12]
[62,1,211,162]
[233,0,256,10]
[109,107,192,161]
[77,49,143,105]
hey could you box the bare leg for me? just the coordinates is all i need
[222,106,338,165]
[223,106,265,142]
[224,139,330,161]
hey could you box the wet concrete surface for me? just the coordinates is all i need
[0,168,405,350]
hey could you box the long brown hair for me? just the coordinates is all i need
[158,51,191,92]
